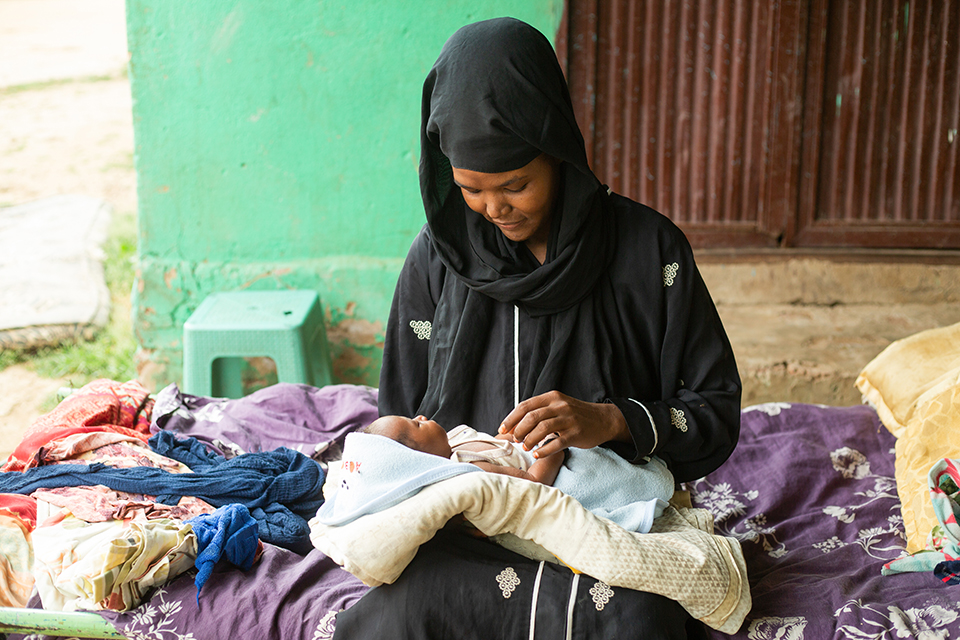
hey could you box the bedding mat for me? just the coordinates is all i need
[151,382,380,458]
[309,471,750,633]
[12,544,369,640]
[688,403,960,640]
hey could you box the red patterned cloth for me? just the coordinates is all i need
[2,379,154,472]
[0,493,37,530]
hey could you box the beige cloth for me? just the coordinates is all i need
[309,471,750,634]
[856,320,960,552]
[447,424,536,469]
[0,514,34,607]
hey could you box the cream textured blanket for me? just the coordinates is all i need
[309,472,750,634]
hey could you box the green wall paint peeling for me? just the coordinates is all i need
[127,0,562,391]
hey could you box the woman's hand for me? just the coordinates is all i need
[498,391,630,458]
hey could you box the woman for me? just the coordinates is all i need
[339,17,741,640]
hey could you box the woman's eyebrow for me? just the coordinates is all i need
[454,175,526,189]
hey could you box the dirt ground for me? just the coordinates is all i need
[0,0,135,453]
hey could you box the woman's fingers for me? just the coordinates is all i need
[529,430,570,459]
[499,393,553,436]
[500,390,630,454]
[501,391,588,449]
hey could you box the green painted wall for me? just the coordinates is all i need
[126,0,562,389]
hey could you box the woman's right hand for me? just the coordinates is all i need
[498,390,630,458]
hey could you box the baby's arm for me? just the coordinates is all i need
[469,461,539,482]
[469,450,564,486]
[525,450,564,485]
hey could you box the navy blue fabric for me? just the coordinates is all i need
[151,429,223,470]
[935,560,960,585]
[0,436,324,551]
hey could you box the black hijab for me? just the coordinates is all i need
[417,17,619,424]
[419,17,614,316]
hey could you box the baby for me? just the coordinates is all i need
[358,414,676,534]
[364,415,565,486]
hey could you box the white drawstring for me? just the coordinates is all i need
[528,561,545,640]
[514,305,520,408]
[565,574,581,640]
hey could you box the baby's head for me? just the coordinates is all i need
[364,415,452,459]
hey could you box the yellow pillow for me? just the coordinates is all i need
[855,321,960,553]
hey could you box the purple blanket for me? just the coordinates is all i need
[690,403,959,639]
[99,544,367,640]
[151,382,379,457]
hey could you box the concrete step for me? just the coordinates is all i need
[718,303,960,407]
[698,255,960,407]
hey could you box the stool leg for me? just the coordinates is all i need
[183,353,214,397]
[276,358,312,387]
[212,357,245,398]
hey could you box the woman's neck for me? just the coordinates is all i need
[526,237,547,264]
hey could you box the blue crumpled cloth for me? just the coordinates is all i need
[187,504,259,602]
[0,431,324,552]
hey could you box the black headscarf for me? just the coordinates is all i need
[416,17,619,423]
[419,17,614,317]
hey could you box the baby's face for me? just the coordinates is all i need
[370,415,452,459]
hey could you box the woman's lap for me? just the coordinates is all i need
[333,530,692,640]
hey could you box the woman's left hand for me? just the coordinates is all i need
[498,391,630,458]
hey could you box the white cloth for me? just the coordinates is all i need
[448,425,536,469]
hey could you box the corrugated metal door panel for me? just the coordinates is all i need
[559,0,960,250]
[558,0,805,248]
[794,0,960,247]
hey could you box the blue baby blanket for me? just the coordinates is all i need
[556,448,674,533]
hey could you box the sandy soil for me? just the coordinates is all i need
[0,0,135,445]
[0,366,67,459]
[0,79,136,211]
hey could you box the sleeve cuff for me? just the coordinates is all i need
[606,397,660,464]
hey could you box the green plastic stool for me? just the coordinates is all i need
[182,290,332,398]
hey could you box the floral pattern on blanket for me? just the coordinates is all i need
[120,587,195,640]
[118,589,340,640]
[688,403,960,640]
[97,545,367,640]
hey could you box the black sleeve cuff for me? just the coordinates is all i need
[605,397,660,465]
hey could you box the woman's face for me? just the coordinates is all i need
[452,154,560,263]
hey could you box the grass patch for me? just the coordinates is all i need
[0,210,138,387]
[0,67,128,97]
